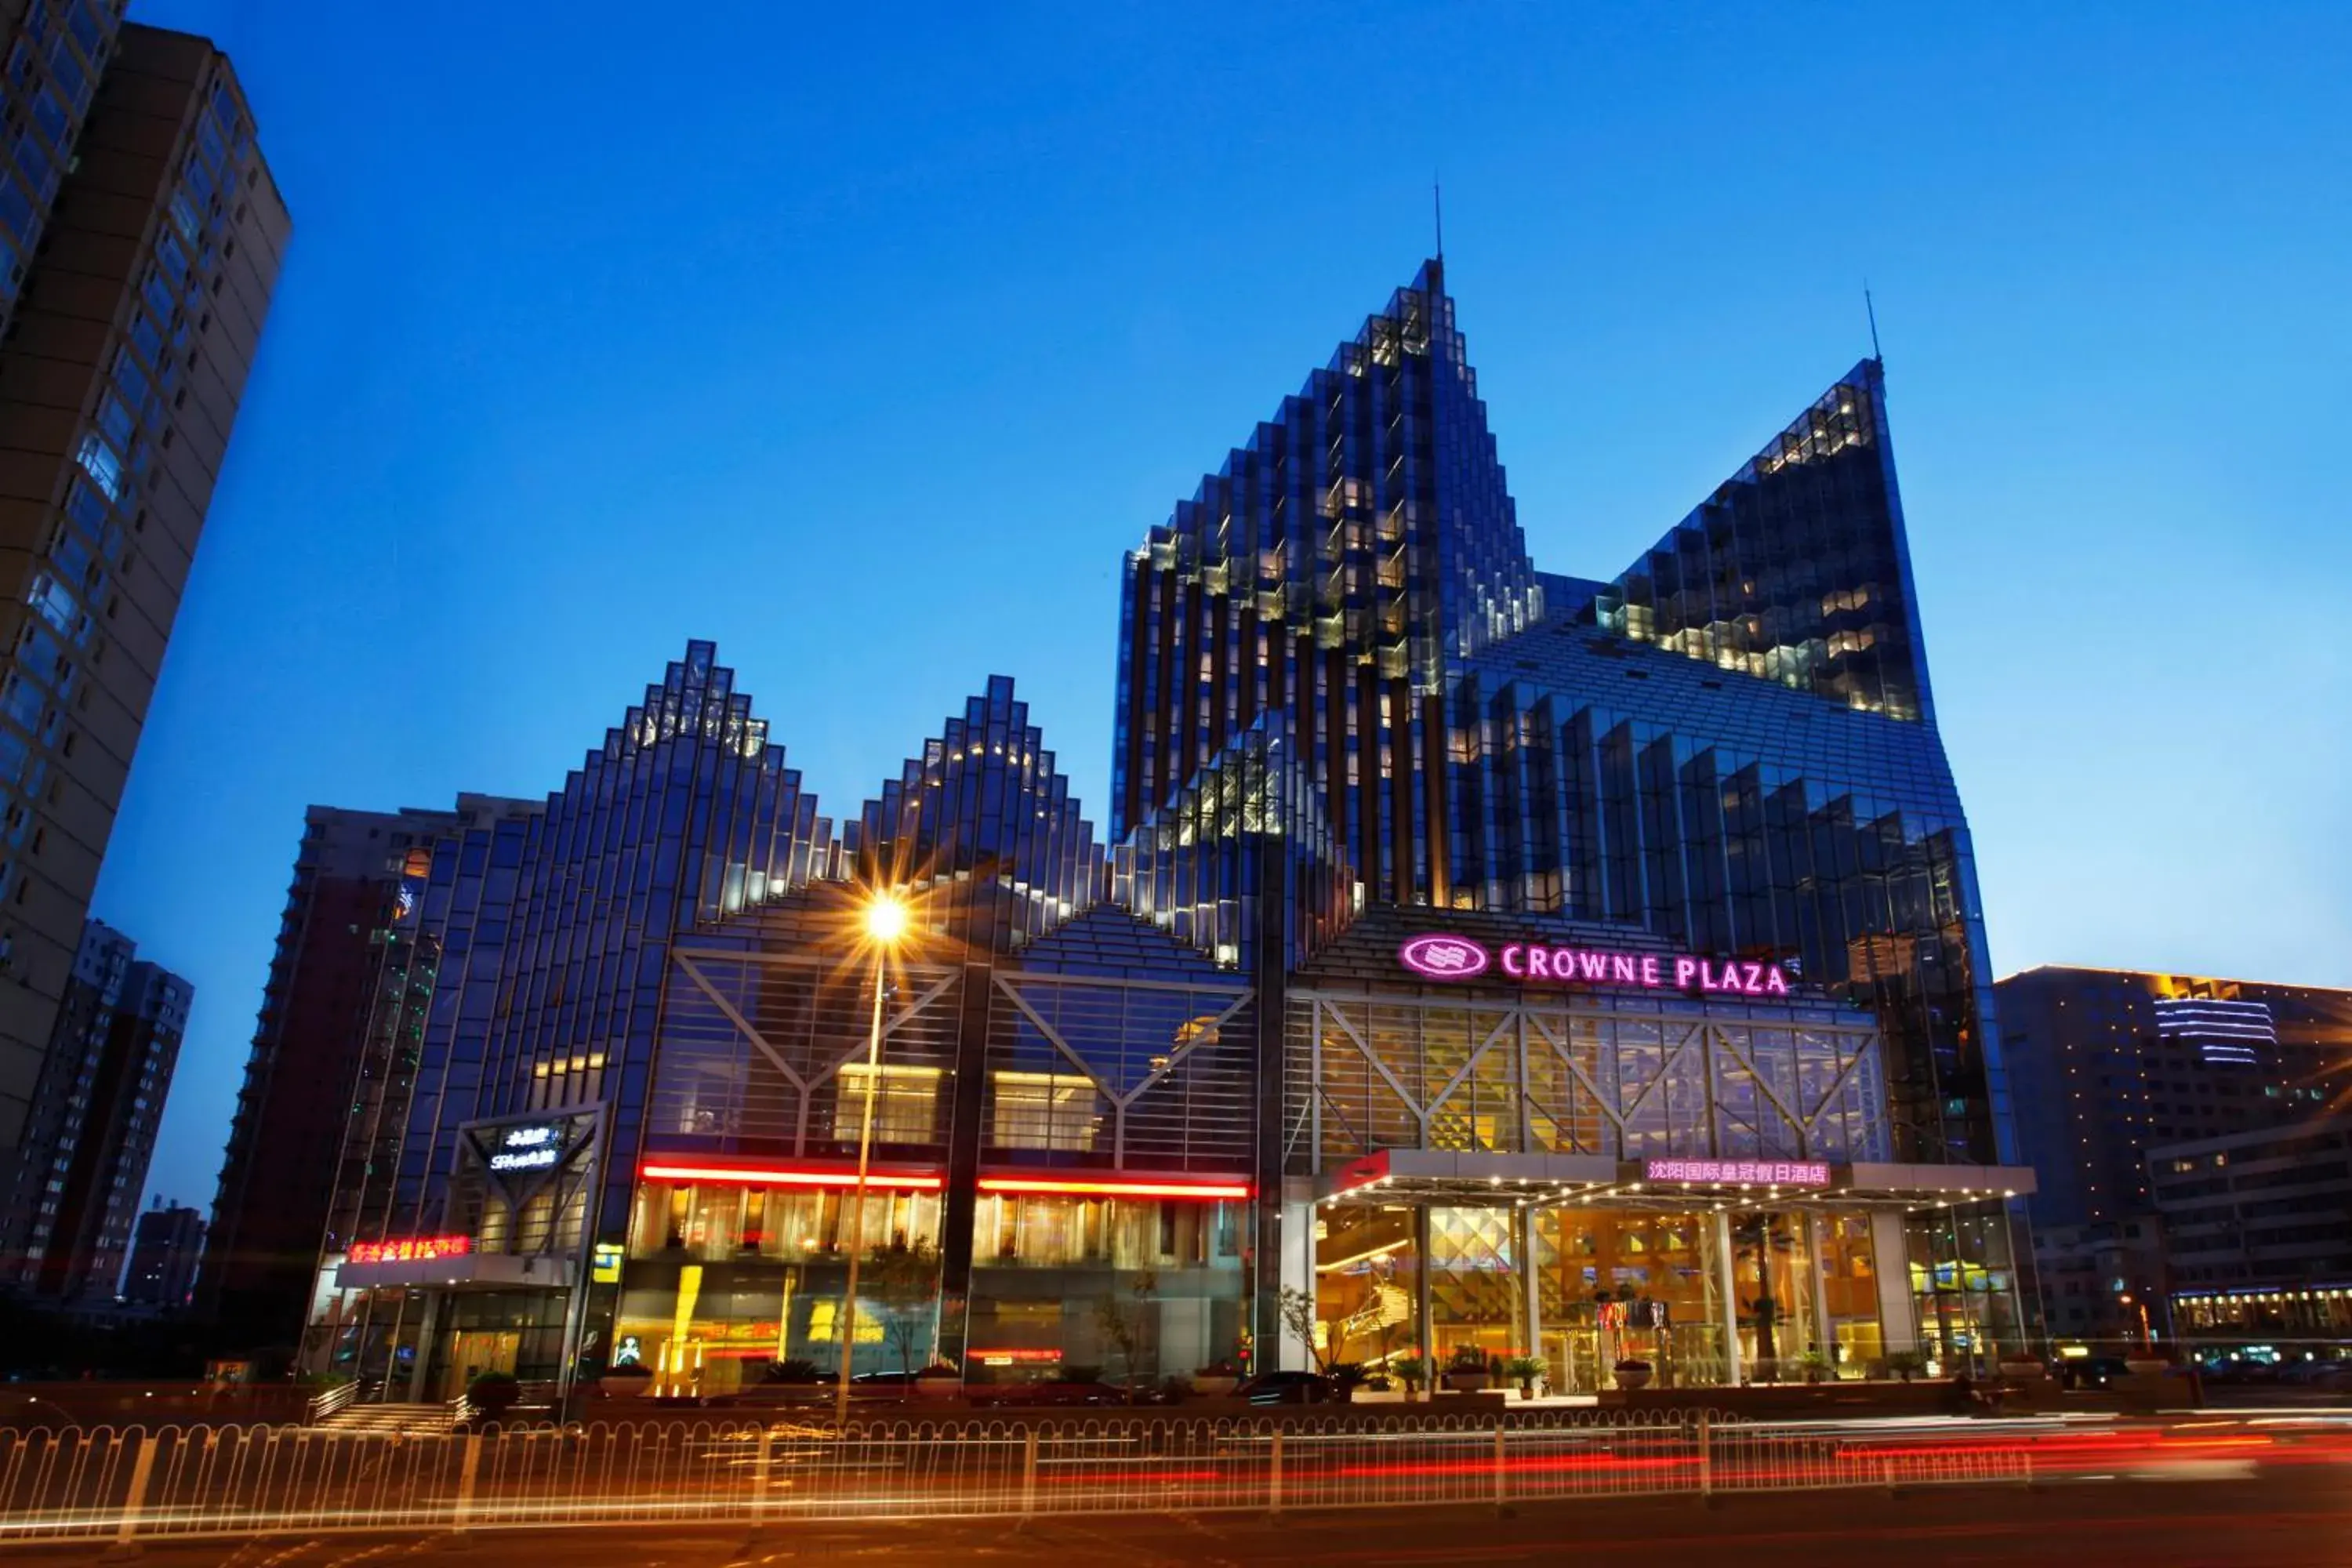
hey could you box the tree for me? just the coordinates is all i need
[863,1236,942,1395]
[1095,1271,1158,1400]
[1276,1285,1345,1373]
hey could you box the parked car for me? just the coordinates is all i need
[1233,1370,1335,1405]
[966,1379,1102,1408]
[847,1370,945,1399]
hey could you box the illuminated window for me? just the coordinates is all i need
[988,1070,1102,1152]
[833,1062,940,1145]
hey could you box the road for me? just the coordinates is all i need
[16,1468,2351,1567]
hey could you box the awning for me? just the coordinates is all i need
[1305,1148,2035,1209]
[333,1249,579,1292]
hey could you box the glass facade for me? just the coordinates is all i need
[304,258,2034,1397]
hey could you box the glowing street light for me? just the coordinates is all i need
[864,891,909,946]
[836,887,910,1428]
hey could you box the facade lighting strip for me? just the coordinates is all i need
[975,1175,1251,1201]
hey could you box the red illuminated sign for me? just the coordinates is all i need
[638,1157,943,1191]
[349,1235,473,1264]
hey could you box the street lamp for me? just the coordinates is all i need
[834,890,909,1428]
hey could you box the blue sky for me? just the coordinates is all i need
[104,2,2350,1211]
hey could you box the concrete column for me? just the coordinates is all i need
[1414,1204,1434,1375]
[1713,1210,1743,1386]
[1516,1207,1541,1367]
[1869,1210,1918,1356]
[405,1290,443,1403]
[1279,1196,1314,1370]
[1809,1214,1835,1367]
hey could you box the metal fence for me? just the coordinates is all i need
[0,1410,2032,1548]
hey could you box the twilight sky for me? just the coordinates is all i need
[105,2,2350,1214]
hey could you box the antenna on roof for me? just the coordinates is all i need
[1864,281,1883,361]
[1433,177,1444,260]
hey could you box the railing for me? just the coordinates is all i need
[300,1381,359,1425]
[0,1410,2034,1548]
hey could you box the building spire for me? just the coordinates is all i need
[1433,177,1444,260]
[1864,281,1883,362]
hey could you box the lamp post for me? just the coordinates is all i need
[833,890,909,1429]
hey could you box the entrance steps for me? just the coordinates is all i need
[315,1401,458,1436]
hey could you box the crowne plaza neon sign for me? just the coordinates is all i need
[1397,933,1791,997]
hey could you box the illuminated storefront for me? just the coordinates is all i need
[1282,917,2033,1385]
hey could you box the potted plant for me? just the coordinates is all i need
[1330,1362,1367,1403]
[1612,1358,1653,1392]
[1189,1357,1243,1397]
[1391,1355,1428,1399]
[1886,1350,1926,1384]
[1444,1344,1492,1393]
[1798,1349,1831,1385]
[1504,1355,1546,1399]
[764,1356,823,1385]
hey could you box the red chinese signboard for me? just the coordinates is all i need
[348,1235,474,1264]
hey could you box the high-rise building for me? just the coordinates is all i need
[1997,966,2351,1230]
[0,915,189,1301]
[196,802,539,1345]
[0,2,122,341]
[0,20,288,1156]
[121,1193,201,1308]
[301,262,2033,1404]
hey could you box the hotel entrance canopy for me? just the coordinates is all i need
[1307,1147,2036,1209]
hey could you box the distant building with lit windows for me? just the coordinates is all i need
[122,1197,203,1310]
[1997,966,2350,1230]
[296,260,2034,1405]
[2151,1116,2352,1345]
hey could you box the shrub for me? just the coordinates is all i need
[1612,1358,1653,1373]
[1446,1344,1492,1374]
[466,1370,521,1416]
[1503,1356,1545,1381]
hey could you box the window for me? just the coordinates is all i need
[0,176,34,243]
[24,573,75,638]
[67,0,104,59]
[46,38,85,104]
[989,1070,1102,1152]
[74,434,122,501]
[831,1062,940,1145]
[13,131,53,202]
[97,392,136,449]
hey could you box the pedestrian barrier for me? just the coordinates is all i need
[0,1410,2035,1547]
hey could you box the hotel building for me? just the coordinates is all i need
[292,261,2034,1401]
